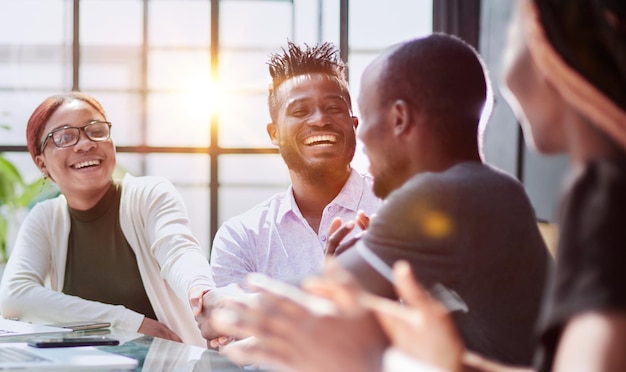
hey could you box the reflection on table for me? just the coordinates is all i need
[0,327,246,371]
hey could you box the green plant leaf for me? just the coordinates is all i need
[16,178,59,208]
[0,216,7,263]
[0,155,24,205]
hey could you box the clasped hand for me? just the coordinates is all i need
[324,210,373,256]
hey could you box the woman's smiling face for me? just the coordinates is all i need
[35,99,116,201]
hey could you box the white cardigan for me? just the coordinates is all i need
[0,174,214,346]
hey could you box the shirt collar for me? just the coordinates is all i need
[276,168,365,222]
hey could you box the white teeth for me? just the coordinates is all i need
[304,135,338,145]
[74,160,101,169]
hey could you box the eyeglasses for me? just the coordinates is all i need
[40,120,112,153]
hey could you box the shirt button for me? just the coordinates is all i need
[321,235,327,241]
[328,206,334,212]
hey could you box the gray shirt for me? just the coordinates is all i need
[339,162,553,366]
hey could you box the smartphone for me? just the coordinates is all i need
[27,336,119,348]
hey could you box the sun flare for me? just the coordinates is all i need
[181,75,222,119]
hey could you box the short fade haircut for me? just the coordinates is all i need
[378,33,489,155]
[267,41,351,123]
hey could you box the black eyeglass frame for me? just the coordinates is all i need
[40,120,112,153]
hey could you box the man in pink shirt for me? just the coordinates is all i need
[209,41,381,288]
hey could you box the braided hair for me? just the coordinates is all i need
[267,41,351,122]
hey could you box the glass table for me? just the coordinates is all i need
[0,327,246,371]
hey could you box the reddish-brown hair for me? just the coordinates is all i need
[26,92,107,161]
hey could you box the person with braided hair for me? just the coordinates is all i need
[209,41,381,289]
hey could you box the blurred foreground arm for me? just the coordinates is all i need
[395,282,626,372]
[552,311,626,372]
[369,261,533,372]
[209,262,389,372]
[366,261,464,372]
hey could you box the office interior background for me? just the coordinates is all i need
[0,0,567,256]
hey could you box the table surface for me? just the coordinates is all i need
[0,327,247,371]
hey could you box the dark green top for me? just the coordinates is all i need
[63,181,157,321]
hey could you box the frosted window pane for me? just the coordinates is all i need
[148,50,211,90]
[346,52,384,177]
[115,153,143,178]
[291,0,340,45]
[80,60,141,90]
[147,93,211,147]
[144,154,209,184]
[220,50,273,91]
[292,0,320,43]
[320,0,340,44]
[81,0,142,46]
[148,0,210,47]
[346,52,381,116]
[218,92,270,148]
[350,0,432,48]
[0,61,70,90]
[219,154,289,185]
[0,0,69,45]
[221,1,292,47]
[0,91,63,145]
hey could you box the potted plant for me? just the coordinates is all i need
[0,124,57,264]
[0,158,53,263]
[0,152,24,264]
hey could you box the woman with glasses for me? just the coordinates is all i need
[0,92,216,347]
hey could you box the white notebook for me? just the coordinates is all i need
[0,342,138,371]
[0,318,71,338]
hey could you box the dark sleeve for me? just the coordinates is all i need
[337,176,463,298]
[536,159,626,371]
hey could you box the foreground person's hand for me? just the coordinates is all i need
[366,261,465,372]
[209,266,389,372]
